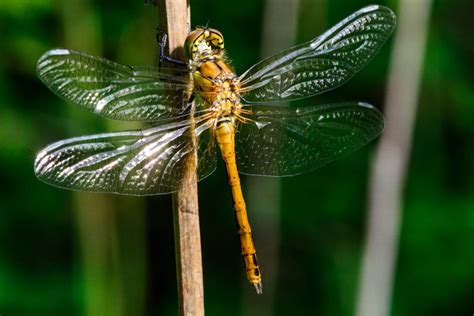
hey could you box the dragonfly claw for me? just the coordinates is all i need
[156,29,187,67]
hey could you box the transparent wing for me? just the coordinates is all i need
[235,102,384,176]
[34,117,217,195]
[239,5,396,103]
[37,49,199,122]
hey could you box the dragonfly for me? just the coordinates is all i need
[34,5,396,294]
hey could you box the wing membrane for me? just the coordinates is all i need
[34,118,217,195]
[37,49,197,122]
[236,102,384,176]
[239,5,396,103]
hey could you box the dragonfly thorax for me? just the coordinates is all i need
[192,58,243,122]
[212,91,240,117]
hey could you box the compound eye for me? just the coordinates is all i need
[208,28,224,50]
[184,28,205,58]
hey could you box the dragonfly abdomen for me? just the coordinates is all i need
[215,121,263,294]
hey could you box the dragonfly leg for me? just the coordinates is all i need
[156,29,187,67]
[176,94,195,115]
[187,94,195,104]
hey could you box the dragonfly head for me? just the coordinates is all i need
[184,27,224,60]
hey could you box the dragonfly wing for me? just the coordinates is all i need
[236,102,384,176]
[239,5,396,103]
[34,119,216,195]
[37,49,195,122]
[195,120,219,183]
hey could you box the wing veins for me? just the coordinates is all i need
[239,5,396,103]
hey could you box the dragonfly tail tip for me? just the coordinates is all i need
[253,282,263,295]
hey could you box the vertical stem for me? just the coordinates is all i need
[157,2,204,316]
[355,1,432,316]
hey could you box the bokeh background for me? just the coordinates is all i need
[1,0,473,315]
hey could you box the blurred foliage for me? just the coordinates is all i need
[0,0,473,315]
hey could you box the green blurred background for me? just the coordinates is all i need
[1,0,473,315]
